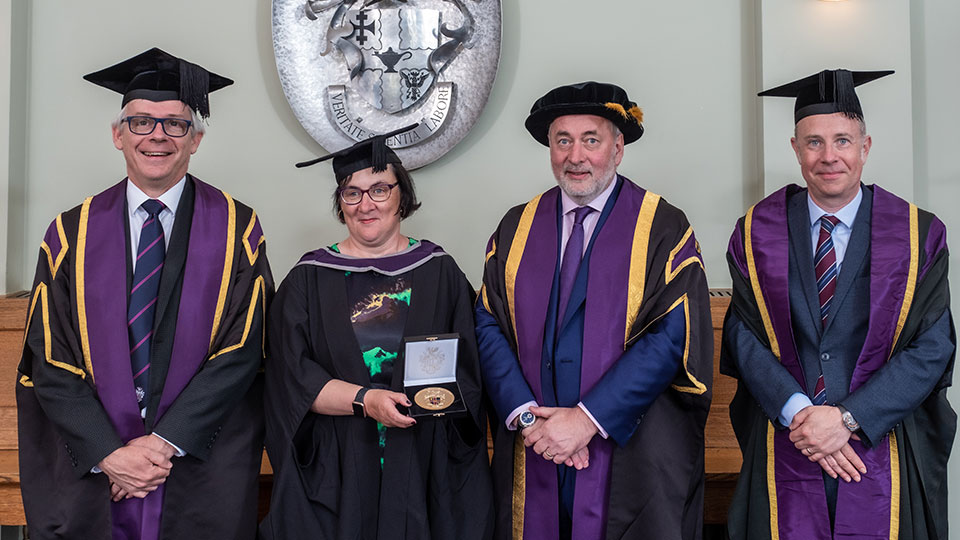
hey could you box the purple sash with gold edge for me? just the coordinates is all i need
[510,181,651,540]
[80,178,229,540]
[740,184,918,539]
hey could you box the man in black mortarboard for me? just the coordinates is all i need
[722,69,955,539]
[16,47,274,540]
[476,81,713,540]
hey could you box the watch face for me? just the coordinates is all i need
[519,411,535,428]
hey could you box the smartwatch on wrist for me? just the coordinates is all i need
[352,387,370,418]
[836,404,860,432]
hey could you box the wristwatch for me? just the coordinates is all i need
[836,404,860,432]
[517,410,536,429]
[352,387,370,418]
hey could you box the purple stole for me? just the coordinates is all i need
[505,180,659,540]
[75,178,241,540]
[728,184,943,539]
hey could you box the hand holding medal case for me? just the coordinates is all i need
[402,333,467,417]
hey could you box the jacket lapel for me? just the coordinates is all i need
[558,177,622,332]
[824,186,872,334]
[153,177,195,328]
[788,191,822,336]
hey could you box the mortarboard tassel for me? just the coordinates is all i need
[180,60,211,119]
[371,135,388,173]
[834,70,860,118]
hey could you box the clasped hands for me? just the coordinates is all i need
[97,434,176,502]
[788,405,867,483]
[520,406,598,470]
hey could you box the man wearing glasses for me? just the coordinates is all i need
[17,48,274,540]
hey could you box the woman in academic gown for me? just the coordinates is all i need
[259,126,494,540]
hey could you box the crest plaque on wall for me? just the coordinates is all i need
[273,0,502,169]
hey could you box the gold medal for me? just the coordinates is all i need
[414,387,455,411]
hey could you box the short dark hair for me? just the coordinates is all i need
[333,162,422,223]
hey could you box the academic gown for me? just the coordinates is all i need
[477,177,713,540]
[259,241,494,540]
[17,176,274,540]
[722,184,955,540]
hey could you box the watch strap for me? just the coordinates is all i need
[352,387,370,418]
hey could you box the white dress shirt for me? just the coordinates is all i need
[126,177,185,272]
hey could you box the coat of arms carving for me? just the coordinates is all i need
[273,0,501,169]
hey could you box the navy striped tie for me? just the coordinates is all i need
[812,215,840,405]
[128,199,166,411]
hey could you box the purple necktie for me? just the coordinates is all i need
[812,215,840,405]
[128,199,166,411]
[557,206,594,325]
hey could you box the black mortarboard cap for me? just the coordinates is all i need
[758,69,894,124]
[83,47,233,119]
[295,124,418,181]
[525,81,644,146]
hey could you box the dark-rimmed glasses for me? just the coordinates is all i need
[123,116,194,137]
[338,183,398,205]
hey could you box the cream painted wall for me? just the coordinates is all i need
[0,0,11,290]
[11,0,753,291]
[911,1,960,534]
[4,0,960,536]
[759,0,915,199]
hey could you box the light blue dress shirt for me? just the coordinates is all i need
[778,187,862,426]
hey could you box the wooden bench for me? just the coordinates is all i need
[0,295,28,525]
[0,292,741,526]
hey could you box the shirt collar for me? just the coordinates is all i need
[560,173,618,216]
[126,176,186,217]
[807,185,862,229]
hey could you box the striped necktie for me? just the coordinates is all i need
[812,214,840,405]
[128,199,166,412]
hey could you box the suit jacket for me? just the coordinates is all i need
[725,186,953,446]
[722,184,956,540]
[477,176,712,540]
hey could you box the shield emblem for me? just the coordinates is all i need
[272,0,502,169]
[337,7,441,113]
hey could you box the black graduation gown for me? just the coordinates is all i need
[259,250,494,540]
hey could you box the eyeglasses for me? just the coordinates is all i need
[123,116,194,137]
[338,183,398,205]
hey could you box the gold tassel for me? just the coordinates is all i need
[627,106,644,124]
[604,102,628,119]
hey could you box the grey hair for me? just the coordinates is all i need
[111,103,206,135]
[609,121,622,138]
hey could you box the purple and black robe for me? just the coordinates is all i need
[17,176,274,540]
[723,184,955,540]
[479,177,713,540]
